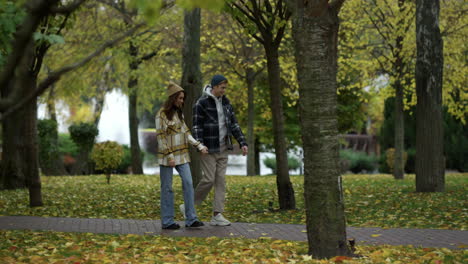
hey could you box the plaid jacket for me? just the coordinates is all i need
[155,109,205,166]
[192,89,247,153]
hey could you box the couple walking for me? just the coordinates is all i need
[155,74,248,230]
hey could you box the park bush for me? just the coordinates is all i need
[68,122,99,175]
[339,149,378,173]
[91,141,123,184]
[263,155,302,174]
[37,119,61,175]
[112,145,146,174]
[58,133,79,173]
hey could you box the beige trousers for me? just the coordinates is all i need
[194,149,229,213]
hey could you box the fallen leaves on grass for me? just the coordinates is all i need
[0,173,466,230]
[0,230,466,264]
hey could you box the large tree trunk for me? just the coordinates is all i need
[246,68,256,176]
[1,75,42,205]
[1,101,27,189]
[128,42,143,174]
[264,44,295,210]
[415,0,445,192]
[181,8,202,186]
[292,1,352,258]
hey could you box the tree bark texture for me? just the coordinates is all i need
[264,44,296,210]
[392,0,407,180]
[128,42,143,174]
[393,79,405,179]
[415,0,445,192]
[246,68,256,176]
[292,2,351,258]
[181,8,203,186]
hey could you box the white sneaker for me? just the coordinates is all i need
[210,213,231,226]
[179,204,186,219]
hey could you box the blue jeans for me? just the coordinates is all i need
[160,163,199,228]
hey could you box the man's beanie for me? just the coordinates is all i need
[211,74,228,87]
[167,82,184,97]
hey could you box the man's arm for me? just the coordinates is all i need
[228,104,247,147]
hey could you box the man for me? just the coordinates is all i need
[187,74,248,226]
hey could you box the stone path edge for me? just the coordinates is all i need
[0,216,466,250]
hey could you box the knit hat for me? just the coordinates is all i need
[211,74,228,87]
[167,82,184,97]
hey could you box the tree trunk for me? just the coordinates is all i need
[24,86,42,206]
[393,79,405,179]
[393,0,406,180]
[1,102,26,189]
[128,42,143,174]
[181,8,202,186]
[246,68,256,176]
[415,0,445,192]
[292,3,352,258]
[264,44,295,210]
[254,137,260,175]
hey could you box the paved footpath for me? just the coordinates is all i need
[0,216,466,250]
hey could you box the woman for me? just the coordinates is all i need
[155,82,208,229]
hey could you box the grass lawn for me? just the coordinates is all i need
[0,173,466,263]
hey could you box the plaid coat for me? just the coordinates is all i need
[155,109,205,166]
[192,90,247,153]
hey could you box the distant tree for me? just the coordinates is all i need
[228,0,296,210]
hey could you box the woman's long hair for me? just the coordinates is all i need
[162,91,184,121]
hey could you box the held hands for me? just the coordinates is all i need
[169,160,176,167]
[241,145,248,156]
[200,146,208,154]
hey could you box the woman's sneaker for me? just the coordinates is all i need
[186,220,204,228]
[210,213,231,226]
[162,223,180,230]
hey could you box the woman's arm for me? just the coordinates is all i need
[155,112,175,162]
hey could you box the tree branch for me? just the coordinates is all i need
[0,0,57,93]
[50,0,87,14]
[0,23,144,121]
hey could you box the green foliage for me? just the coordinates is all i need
[91,141,124,174]
[114,145,146,174]
[337,86,367,133]
[37,119,60,174]
[1,230,465,264]
[1,174,466,230]
[339,150,378,174]
[444,110,468,172]
[0,1,24,67]
[263,155,302,174]
[58,133,79,157]
[380,99,467,172]
[68,122,99,152]
[33,32,65,45]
